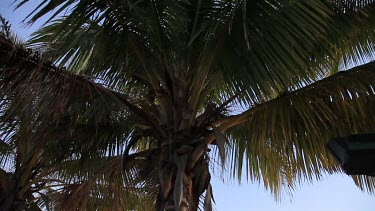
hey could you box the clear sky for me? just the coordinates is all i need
[1,1,374,210]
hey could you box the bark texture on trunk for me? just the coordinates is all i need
[156,142,211,211]
[120,71,229,210]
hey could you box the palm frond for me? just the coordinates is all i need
[351,175,375,195]
[52,156,156,211]
[0,35,160,131]
[4,0,375,208]
[216,0,375,106]
[226,61,375,198]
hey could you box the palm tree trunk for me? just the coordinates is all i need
[149,74,215,210]
[0,171,24,211]
[157,145,211,211]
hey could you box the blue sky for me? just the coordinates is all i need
[1,1,374,210]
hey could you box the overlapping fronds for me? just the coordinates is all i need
[0,113,154,210]
[227,61,375,198]
[216,0,375,106]
[23,1,375,113]
[0,33,157,209]
[49,155,156,211]
[2,0,375,207]
[0,33,157,129]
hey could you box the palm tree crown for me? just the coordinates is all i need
[1,0,375,210]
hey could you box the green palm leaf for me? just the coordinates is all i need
[1,1,375,210]
[226,61,375,198]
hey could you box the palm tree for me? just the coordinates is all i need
[0,97,153,211]
[1,0,375,210]
[0,18,155,210]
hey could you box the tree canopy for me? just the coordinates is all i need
[1,0,375,210]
